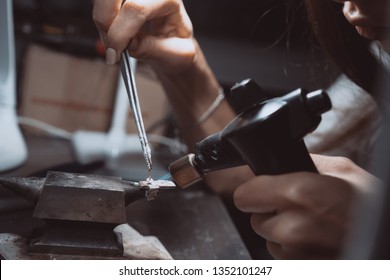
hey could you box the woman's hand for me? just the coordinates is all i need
[233,154,379,259]
[92,0,196,72]
[92,1,234,149]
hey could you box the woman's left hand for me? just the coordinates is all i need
[233,154,379,259]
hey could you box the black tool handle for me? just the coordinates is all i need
[235,138,317,176]
[223,100,318,176]
[193,82,330,177]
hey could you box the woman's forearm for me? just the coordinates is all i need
[154,40,236,148]
[154,41,253,194]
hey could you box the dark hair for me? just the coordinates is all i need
[304,1,385,94]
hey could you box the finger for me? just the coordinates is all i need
[107,0,190,55]
[234,172,351,214]
[233,174,307,213]
[311,154,380,190]
[127,35,196,70]
[250,211,343,251]
[250,213,278,242]
[92,0,123,38]
[265,241,284,259]
[265,240,328,260]
[250,213,325,259]
[311,154,351,175]
[265,240,333,260]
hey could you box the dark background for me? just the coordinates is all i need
[13,0,332,94]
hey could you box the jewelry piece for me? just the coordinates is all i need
[195,87,225,126]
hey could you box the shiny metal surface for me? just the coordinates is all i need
[169,154,202,189]
[120,51,153,178]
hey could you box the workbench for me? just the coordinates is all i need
[0,134,251,260]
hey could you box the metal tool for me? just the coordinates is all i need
[169,79,332,188]
[0,171,175,257]
[120,51,153,178]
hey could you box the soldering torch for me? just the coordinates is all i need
[168,79,332,188]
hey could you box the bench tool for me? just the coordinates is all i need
[169,79,332,188]
[120,51,153,178]
[0,171,175,259]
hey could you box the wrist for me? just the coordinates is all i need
[153,40,235,145]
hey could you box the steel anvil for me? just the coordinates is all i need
[0,171,175,258]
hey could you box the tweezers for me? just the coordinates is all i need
[120,51,153,177]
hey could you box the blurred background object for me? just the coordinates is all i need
[0,0,28,172]
[13,0,333,94]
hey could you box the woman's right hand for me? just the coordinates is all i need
[92,0,197,72]
[92,0,235,149]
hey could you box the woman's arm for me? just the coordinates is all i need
[92,0,245,191]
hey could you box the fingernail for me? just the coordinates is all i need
[105,48,117,65]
